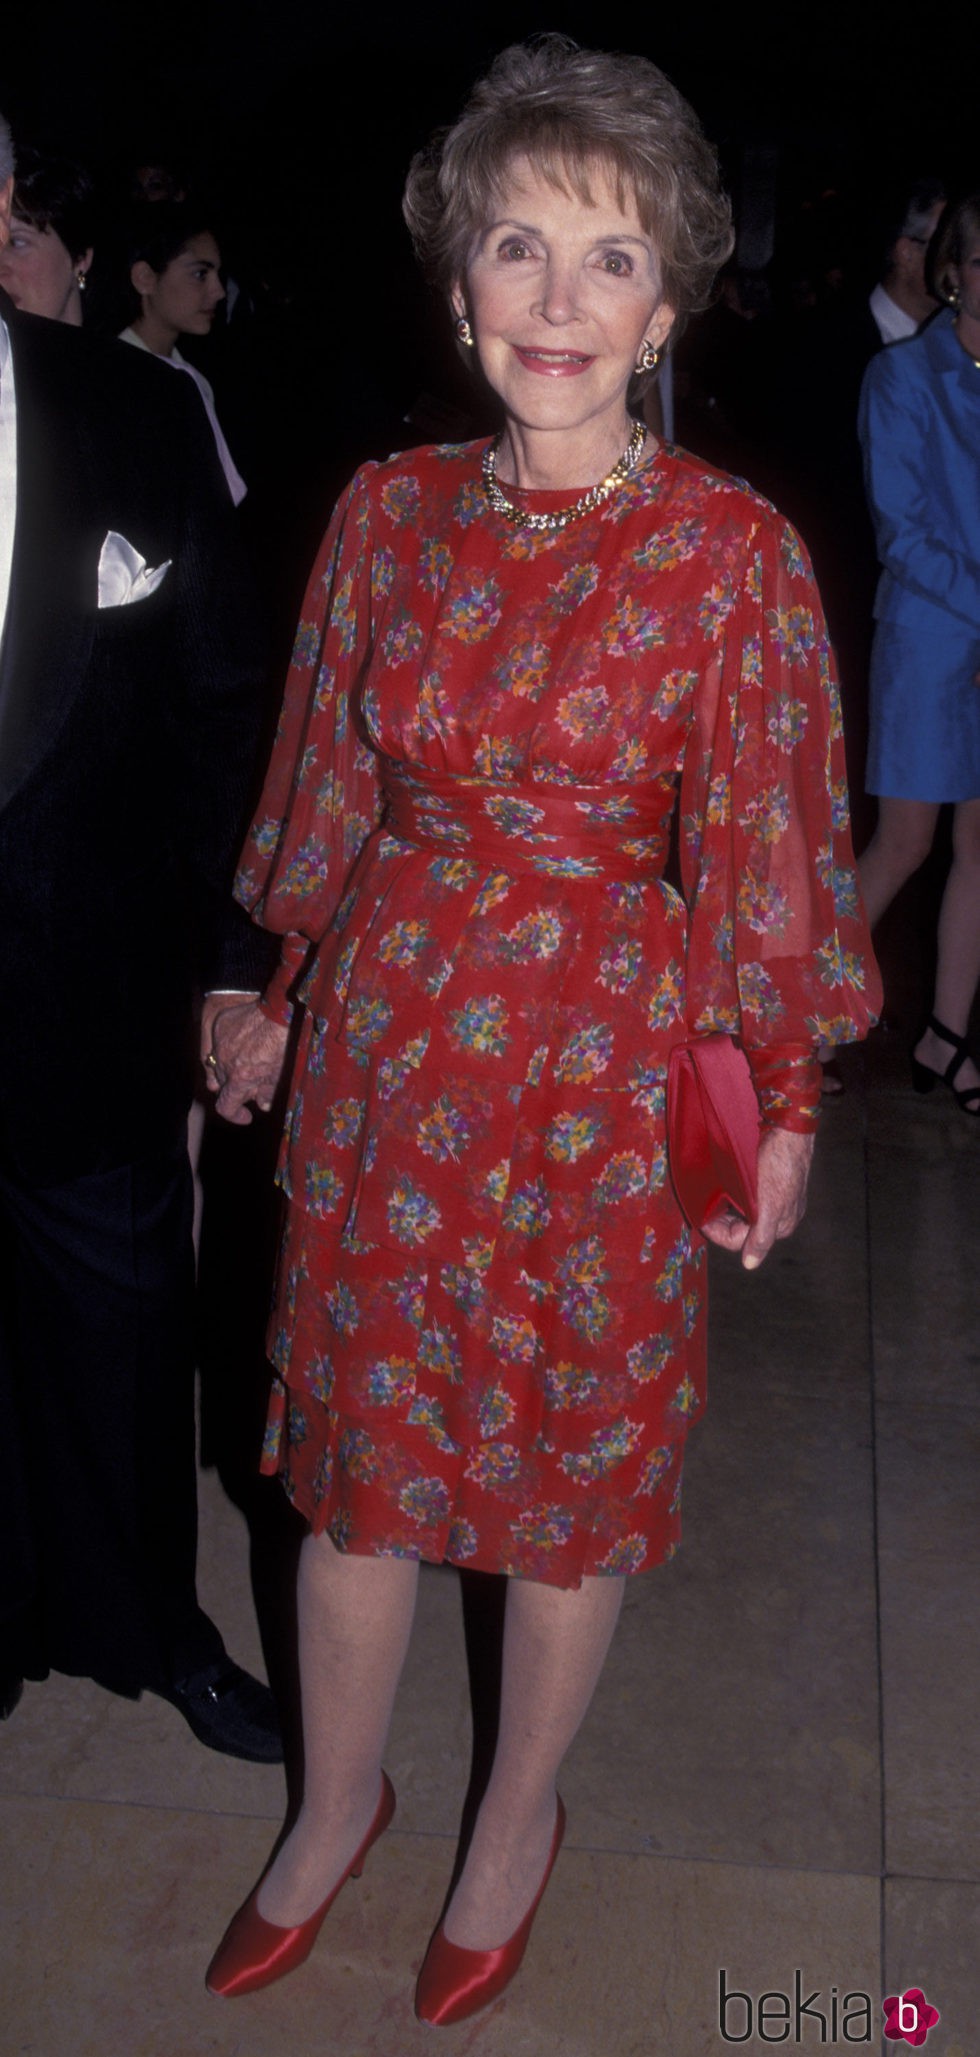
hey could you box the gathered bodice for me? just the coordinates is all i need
[238,438,879,1094]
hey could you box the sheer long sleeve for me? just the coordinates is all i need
[235,466,384,1021]
[679,509,881,1128]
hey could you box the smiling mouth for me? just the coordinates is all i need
[513,345,595,374]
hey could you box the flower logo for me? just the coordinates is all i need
[883,1988,940,2045]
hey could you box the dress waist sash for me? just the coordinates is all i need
[380,762,675,881]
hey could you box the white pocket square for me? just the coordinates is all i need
[97,531,172,609]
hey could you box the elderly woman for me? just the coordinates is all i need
[856,193,980,1114]
[0,146,94,323]
[203,37,878,2026]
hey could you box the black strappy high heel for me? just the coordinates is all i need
[910,1015,980,1116]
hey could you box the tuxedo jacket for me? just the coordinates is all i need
[859,307,980,641]
[0,292,274,1181]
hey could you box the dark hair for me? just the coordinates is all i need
[0,110,14,187]
[11,146,96,263]
[403,35,733,335]
[126,200,218,277]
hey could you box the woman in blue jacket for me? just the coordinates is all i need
[858,194,980,1113]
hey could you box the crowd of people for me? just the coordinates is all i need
[0,31,976,2033]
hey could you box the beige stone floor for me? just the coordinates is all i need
[2,1027,977,2056]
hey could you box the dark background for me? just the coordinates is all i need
[3,3,973,715]
[4,2,972,454]
[1,2,969,185]
[3,4,972,305]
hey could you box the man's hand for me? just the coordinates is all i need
[200,994,290,1126]
[701,1127,815,1269]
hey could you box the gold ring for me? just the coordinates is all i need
[204,1052,218,1069]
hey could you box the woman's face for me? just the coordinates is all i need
[950,232,980,332]
[0,214,90,324]
[137,232,225,337]
[455,156,674,448]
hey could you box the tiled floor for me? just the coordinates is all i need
[2,1015,977,2055]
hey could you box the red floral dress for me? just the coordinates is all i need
[236,440,880,1587]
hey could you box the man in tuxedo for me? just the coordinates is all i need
[0,118,280,1758]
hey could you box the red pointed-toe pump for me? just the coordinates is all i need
[206,1773,396,1998]
[414,1795,566,2027]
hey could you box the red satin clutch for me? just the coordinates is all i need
[667,1034,760,1233]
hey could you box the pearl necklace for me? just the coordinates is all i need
[481,418,647,533]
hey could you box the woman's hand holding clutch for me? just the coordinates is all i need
[701,1127,815,1271]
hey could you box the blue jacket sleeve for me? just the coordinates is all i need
[859,343,980,631]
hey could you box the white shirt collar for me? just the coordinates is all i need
[869,283,919,347]
[118,325,246,506]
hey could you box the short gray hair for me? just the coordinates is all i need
[403,36,733,334]
[0,110,14,186]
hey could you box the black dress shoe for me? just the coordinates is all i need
[159,1660,282,1763]
[0,1673,24,1721]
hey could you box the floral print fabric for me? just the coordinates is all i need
[237,440,879,1586]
